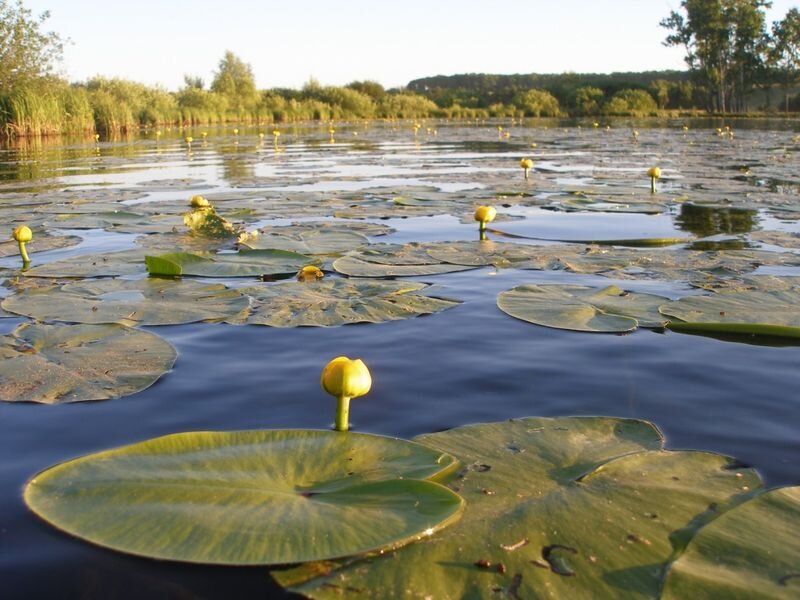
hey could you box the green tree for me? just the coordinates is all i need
[661,0,771,112]
[572,87,604,115]
[604,89,658,115]
[769,8,800,112]
[0,0,64,92]
[211,51,258,115]
[513,88,561,117]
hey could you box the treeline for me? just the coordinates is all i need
[407,71,705,116]
[0,52,441,137]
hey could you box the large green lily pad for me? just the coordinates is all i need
[2,278,250,326]
[661,289,800,338]
[240,221,390,254]
[145,249,316,278]
[497,284,670,332]
[0,323,176,403]
[232,279,459,327]
[22,249,149,278]
[663,487,800,600]
[282,416,763,599]
[0,231,82,258]
[24,430,464,565]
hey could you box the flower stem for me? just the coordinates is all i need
[18,241,29,264]
[335,396,351,431]
[524,169,530,181]
[650,177,656,194]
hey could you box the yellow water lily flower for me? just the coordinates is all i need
[189,195,210,208]
[321,356,372,431]
[520,158,534,180]
[12,225,32,263]
[297,265,324,281]
[474,205,497,231]
[648,167,661,193]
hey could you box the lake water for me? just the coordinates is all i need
[1,119,799,598]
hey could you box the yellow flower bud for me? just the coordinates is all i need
[321,356,372,431]
[189,195,210,208]
[648,167,661,179]
[185,136,193,144]
[520,158,533,170]
[474,205,497,228]
[297,265,324,281]
[13,225,32,243]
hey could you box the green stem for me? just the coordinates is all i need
[18,241,29,264]
[650,177,657,194]
[335,396,351,432]
[524,169,530,181]
[479,230,487,241]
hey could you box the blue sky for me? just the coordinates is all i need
[25,0,799,91]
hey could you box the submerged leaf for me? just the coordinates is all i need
[24,430,463,565]
[0,323,176,403]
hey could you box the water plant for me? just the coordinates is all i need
[297,265,324,281]
[520,158,533,180]
[648,166,661,193]
[12,225,32,265]
[321,356,372,432]
[474,205,497,233]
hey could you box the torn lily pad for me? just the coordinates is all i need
[24,430,463,565]
[497,284,670,332]
[233,279,459,327]
[2,278,249,326]
[145,249,316,278]
[0,323,176,403]
[280,416,763,599]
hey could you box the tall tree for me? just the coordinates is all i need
[661,0,771,112]
[210,51,257,115]
[0,0,64,92]
[769,8,800,112]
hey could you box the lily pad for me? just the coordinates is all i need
[2,279,249,326]
[145,249,316,278]
[281,416,762,599]
[0,232,82,258]
[661,289,800,338]
[0,323,176,403]
[22,249,149,278]
[497,284,670,332]
[233,279,459,327]
[240,228,368,254]
[24,430,463,565]
[662,487,800,599]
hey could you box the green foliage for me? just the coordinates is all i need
[0,0,63,93]
[604,88,658,115]
[572,86,605,115]
[770,8,800,112]
[211,51,258,116]
[377,93,438,118]
[512,88,561,117]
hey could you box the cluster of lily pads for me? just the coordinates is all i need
[2,123,799,597]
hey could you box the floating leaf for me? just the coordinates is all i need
[0,323,176,403]
[662,487,800,600]
[145,249,315,278]
[24,430,463,565]
[661,289,800,338]
[233,279,459,327]
[282,416,762,599]
[22,249,149,278]
[0,231,81,258]
[497,284,669,332]
[2,279,249,326]
[240,221,389,254]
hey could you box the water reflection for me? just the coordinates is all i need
[676,203,758,237]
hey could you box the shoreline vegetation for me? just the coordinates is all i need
[1,0,799,138]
